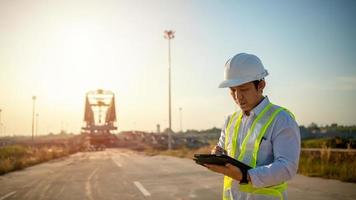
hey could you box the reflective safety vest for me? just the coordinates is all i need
[223,103,294,200]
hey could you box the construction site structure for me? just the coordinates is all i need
[81,89,118,151]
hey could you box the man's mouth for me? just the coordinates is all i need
[239,102,248,107]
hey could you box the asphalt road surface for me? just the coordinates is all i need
[0,149,355,200]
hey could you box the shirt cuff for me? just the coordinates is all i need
[247,169,264,188]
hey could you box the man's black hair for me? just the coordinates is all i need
[253,79,263,90]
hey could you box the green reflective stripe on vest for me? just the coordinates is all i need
[250,107,284,167]
[223,177,232,200]
[239,182,288,200]
[225,112,238,150]
[223,112,241,200]
[231,113,243,158]
[251,107,294,167]
[285,109,295,120]
[237,103,273,161]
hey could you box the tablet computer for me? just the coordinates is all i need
[193,154,252,170]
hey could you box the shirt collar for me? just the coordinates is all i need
[244,96,270,117]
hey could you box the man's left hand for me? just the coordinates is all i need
[204,163,242,181]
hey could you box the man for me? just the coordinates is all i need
[205,53,300,200]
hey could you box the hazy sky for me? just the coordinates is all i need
[0,0,355,135]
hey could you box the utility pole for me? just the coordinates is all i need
[179,107,183,133]
[36,113,39,137]
[31,96,36,141]
[0,109,2,137]
[164,30,175,150]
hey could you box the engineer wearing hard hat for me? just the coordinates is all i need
[205,53,301,200]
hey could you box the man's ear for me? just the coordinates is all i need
[258,80,266,92]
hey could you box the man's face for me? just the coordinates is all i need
[229,81,265,113]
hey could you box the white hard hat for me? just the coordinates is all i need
[218,53,268,88]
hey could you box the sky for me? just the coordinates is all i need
[0,0,355,136]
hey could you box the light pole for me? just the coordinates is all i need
[179,107,183,133]
[0,109,2,137]
[36,113,39,137]
[31,96,36,141]
[164,30,175,150]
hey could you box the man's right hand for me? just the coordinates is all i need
[211,145,227,155]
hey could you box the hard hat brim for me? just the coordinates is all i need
[218,79,252,88]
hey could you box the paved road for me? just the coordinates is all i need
[0,149,355,200]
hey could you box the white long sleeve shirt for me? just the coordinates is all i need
[217,97,301,188]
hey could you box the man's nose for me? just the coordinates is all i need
[232,92,238,100]
[234,91,243,100]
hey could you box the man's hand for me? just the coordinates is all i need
[204,163,242,181]
[211,145,227,155]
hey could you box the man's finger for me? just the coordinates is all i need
[205,164,228,174]
[205,164,217,169]
[225,163,233,168]
[205,164,217,170]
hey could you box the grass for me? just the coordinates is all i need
[0,145,74,175]
[298,148,356,182]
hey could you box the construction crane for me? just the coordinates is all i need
[81,89,118,151]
